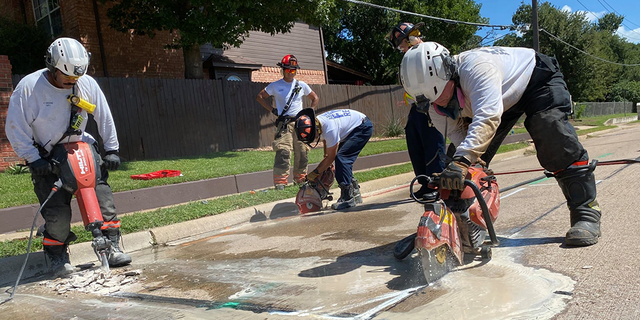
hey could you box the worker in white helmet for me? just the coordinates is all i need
[400,42,601,247]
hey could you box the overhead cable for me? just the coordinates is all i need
[541,28,640,66]
[598,0,640,28]
[576,0,640,39]
[342,0,514,29]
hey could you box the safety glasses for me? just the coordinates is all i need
[284,69,297,74]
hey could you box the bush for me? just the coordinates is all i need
[381,117,404,137]
[574,103,587,119]
[0,16,51,74]
[5,162,29,175]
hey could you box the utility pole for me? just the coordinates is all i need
[532,0,540,52]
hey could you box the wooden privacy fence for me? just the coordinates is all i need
[86,78,406,160]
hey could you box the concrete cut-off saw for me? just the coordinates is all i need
[395,166,500,284]
[295,166,335,214]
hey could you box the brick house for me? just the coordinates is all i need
[0,0,328,83]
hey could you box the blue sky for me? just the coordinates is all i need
[474,0,640,44]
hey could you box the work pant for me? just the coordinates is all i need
[273,121,309,185]
[335,118,374,186]
[481,52,587,171]
[405,106,446,186]
[34,144,120,247]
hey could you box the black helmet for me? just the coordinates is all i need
[277,54,300,69]
[386,22,424,48]
[294,108,317,145]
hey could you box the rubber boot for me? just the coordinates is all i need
[352,178,363,204]
[332,183,356,210]
[103,228,132,267]
[44,244,74,278]
[554,163,601,246]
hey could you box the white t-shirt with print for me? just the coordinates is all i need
[265,79,313,117]
[317,109,367,148]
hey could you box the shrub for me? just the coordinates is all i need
[5,162,29,175]
[381,117,404,137]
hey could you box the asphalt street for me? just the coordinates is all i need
[1,124,639,320]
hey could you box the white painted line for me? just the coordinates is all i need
[501,188,526,199]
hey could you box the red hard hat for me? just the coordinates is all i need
[277,54,300,69]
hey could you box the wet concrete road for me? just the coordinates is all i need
[2,124,640,319]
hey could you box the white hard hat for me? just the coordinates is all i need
[400,41,454,102]
[45,37,90,77]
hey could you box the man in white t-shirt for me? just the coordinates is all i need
[257,55,319,189]
[294,108,373,210]
[401,42,602,247]
[5,38,131,277]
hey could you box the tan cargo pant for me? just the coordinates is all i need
[273,121,309,185]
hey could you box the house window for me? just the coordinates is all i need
[33,0,63,38]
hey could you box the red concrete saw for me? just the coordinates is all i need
[395,166,500,284]
[295,166,335,214]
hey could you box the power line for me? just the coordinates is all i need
[575,0,640,40]
[599,0,640,28]
[342,0,513,29]
[541,28,640,66]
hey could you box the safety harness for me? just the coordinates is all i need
[274,79,302,139]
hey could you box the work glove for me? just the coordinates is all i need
[103,152,121,171]
[306,168,320,182]
[28,158,52,176]
[271,108,279,117]
[437,157,471,191]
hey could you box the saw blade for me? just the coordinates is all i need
[419,246,455,284]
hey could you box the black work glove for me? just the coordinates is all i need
[28,158,52,176]
[103,151,121,171]
[437,157,470,191]
[271,108,279,117]
[306,168,320,182]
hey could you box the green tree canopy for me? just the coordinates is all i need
[494,2,640,101]
[323,0,486,85]
[102,0,339,78]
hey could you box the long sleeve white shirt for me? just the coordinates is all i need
[428,47,536,163]
[5,69,119,163]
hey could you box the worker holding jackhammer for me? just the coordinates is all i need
[257,55,319,190]
[386,22,446,202]
[294,109,373,210]
[401,42,602,246]
[5,37,131,277]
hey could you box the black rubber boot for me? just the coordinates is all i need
[103,228,132,267]
[554,163,601,246]
[352,178,363,204]
[44,244,74,278]
[332,183,356,210]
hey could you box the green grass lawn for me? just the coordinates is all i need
[0,139,410,209]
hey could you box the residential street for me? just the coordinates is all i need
[1,124,639,320]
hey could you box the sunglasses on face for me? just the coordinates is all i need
[284,69,297,74]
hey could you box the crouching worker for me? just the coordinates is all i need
[294,109,373,210]
[5,37,132,277]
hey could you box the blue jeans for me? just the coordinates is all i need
[335,118,374,186]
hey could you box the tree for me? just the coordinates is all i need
[610,81,640,107]
[495,2,629,101]
[323,0,486,85]
[102,0,338,79]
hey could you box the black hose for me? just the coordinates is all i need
[464,179,499,246]
[0,179,62,305]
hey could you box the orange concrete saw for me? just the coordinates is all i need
[295,166,335,214]
[395,166,500,284]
